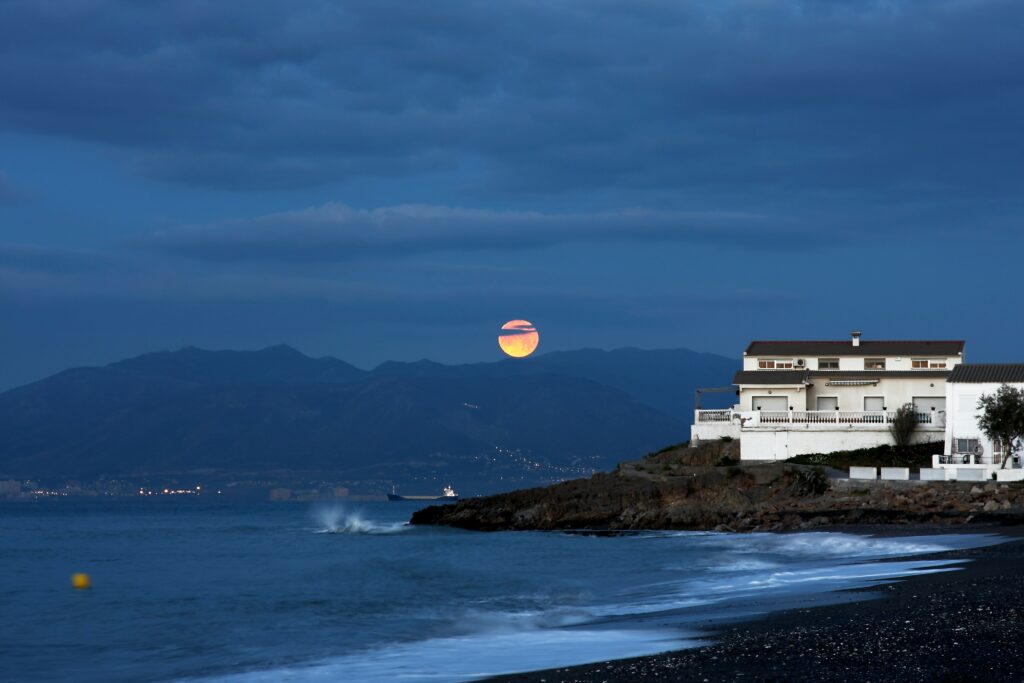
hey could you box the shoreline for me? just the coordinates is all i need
[484,524,1024,683]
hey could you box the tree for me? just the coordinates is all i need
[977,384,1024,469]
[889,403,918,450]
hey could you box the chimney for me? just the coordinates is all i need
[851,331,861,347]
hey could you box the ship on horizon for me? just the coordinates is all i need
[387,485,459,502]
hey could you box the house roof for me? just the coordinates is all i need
[948,364,1024,384]
[733,369,952,385]
[745,340,965,357]
[733,370,809,385]
[807,370,951,380]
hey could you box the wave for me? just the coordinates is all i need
[312,505,409,535]
[189,530,1010,683]
[658,530,1003,559]
[198,626,694,683]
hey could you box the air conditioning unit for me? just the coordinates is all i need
[794,359,806,367]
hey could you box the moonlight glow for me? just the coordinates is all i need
[498,320,539,358]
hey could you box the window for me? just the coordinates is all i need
[864,358,886,370]
[818,358,840,369]
[954,438,980,454]
[816,397,838,410]
[911,359,928,369]
[864,396,885,411]
[913,358,948,369]
[758,359,793,369]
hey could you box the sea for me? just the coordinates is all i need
[0,499,1008,682]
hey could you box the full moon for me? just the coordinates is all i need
[498,320,539,358]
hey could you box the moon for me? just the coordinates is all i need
[498,320,539,358]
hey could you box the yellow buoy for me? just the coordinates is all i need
[71,573,92,589]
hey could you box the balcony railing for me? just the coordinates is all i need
[696,409,732,423]
[695,409,942,428]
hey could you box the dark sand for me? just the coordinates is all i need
[486,525,1024,683]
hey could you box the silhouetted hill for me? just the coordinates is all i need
[373,347,737,416]
[109,344,366,385]
[0,345,735,482]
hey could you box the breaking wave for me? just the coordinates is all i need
[313,506,409,535]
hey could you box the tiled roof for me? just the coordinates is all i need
[733,370,809,385]
[745,340,964,357]
[948,364,1024,384]
[807,370,951,379]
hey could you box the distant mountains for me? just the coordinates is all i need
[0,345,735,486]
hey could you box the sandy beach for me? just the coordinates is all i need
[486,525,1024,683]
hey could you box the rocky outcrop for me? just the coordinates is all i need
[410,441,1024,532]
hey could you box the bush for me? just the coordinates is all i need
[889,403,918,450]
[786,441,940,470]
[719,436,734,443]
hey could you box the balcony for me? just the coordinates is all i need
[694,409,944,430]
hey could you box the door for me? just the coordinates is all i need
[752,396,788,411]
[773,431,790,460]
[864,396,885,411]
[816,397,838,411]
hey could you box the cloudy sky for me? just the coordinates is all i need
[1,0,1022,389]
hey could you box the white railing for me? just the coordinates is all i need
[695,409,943,428]
[939,453,1017,466]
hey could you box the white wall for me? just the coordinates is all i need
[742,353,962,372]
[737,386,807,411]
[691,423,741,442]
[805,377,946,412]
[740,429,941,461]
[944,380,1022,459]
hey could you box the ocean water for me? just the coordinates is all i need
[0,500,1007,682]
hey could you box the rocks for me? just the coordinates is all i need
[411,444,1024,532]
[800,516,829,529]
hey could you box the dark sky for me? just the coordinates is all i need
[1,0,1022,390]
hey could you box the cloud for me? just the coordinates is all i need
[0,0,1022,204]
[146,202,819,262]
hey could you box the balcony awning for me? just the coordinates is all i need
[825,379,879,386]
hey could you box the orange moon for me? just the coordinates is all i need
[498,320,539,358]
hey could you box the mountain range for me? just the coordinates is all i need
[0,345,735,488]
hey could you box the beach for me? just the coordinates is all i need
[489,525,1024,683]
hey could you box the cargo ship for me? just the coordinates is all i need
[387,485,459,502]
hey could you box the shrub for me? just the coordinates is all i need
[786,441,939,470]
[889,403,918,450]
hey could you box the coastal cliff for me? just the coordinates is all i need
[410,441,1024,531]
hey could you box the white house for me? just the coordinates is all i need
[692,332,963,461]
[932,364,1024,481]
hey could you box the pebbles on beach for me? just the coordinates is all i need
[488,530,1024,683]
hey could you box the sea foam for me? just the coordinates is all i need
[312,505,409,535]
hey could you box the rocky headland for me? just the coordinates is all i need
[410,441,1024,531]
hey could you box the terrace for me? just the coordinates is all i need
[695,409,944,429]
